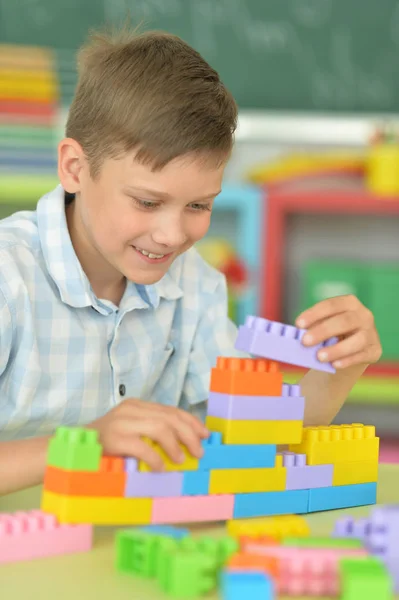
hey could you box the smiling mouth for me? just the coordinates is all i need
[133,245,167,259]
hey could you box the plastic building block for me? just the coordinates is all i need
[227,515,310,540]
[209,357,283,396]
[43,457,126,497]
[340,557,393,600]
[289,424,379,465]
[209,457,286,495]
[182,471,210,495]
[207,384,304,421]
[41,490,152,524]
[280,452,334,490]
[116,528,170,577]
[221,571,274,600]
[196,536,239,567]
[139,525,189,539]
[0,510,92,564]
[235,316,337,373]
[333,506,399,592]
[158,549,218,598]
[333,516,372,542]
[228,552,279,578]
[138,438,198,472]
[199,432,276,469]
[308,482,377,512]
[282,536,364,549]
[367,506,399,592]
[46,426,101,471]
[124,458,183,497]
[151,495,234,524]
[278,554,339,597]
[332,459,379,486]
[206,416,303,445]
[233,489,309,519]
[243,541,368,561]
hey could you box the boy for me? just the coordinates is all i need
[0,29,381,495]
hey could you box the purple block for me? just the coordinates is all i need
[207,383,305,420]
[235,316,337,373]
[332,505,399,592]
[124,458,183,498]
[280,452,333,490]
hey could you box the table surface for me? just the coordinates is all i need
[0,464,397,600]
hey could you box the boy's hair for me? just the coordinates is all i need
[66,27,238,178]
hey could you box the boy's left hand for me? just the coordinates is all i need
[296,295,382,370]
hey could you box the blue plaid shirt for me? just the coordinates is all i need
[0,185,240,440]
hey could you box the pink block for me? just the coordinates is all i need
[243,542,367,561]
[0,510,93,564]
[240,544,368,597]
[151,495,234,524]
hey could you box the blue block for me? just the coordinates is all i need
[221,571,274,600]
[233,489,309,518]
[182,470,210,495]
[308,483,377,512]
[139,525,189,539]
[200,432,276,469]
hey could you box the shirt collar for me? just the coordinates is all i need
[37,185,183,313]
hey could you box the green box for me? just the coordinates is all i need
[300,260,368,312]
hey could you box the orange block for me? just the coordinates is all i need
[228,552,279,579]
[43,457,126,497]
[210,357,283,395]
[239,535,279,550]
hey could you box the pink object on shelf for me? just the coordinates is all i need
[151,495,234,524]
[0,509,93,564]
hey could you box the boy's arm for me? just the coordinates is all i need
[299,363,367,427]
[0,436,50,495]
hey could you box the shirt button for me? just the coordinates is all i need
[119,384,126,396]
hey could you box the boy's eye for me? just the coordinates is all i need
[189,203,212,212]
[134,198,158,209]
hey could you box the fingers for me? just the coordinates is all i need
[314,330,368,366]
[296,295,360,329]
[102,433,165,471]
[301,311,359,347]
[123,400,207,459]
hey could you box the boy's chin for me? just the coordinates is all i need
[124,266,168,285]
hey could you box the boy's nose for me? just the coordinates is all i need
[152,220,187,249]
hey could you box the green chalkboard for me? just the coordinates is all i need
[2,0,399,112]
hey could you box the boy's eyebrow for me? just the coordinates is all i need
[124,185,221,200]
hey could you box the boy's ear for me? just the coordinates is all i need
[58,138,86,193]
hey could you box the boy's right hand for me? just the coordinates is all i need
[87,398,209,471]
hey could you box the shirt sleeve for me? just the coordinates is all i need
[179,273,249,421]
[0,287,13,377]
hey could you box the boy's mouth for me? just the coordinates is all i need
[132,245,172,264]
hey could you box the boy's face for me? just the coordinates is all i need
[61,143,226,287]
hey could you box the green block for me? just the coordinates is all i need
[47,426,102,471]
[158,550,218,598]
[194,536,239,568]
[282,536,364,549]
[340,557,393,600]
[116,530,176,578]
[300,261,367,313]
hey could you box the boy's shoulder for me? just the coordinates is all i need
[0,208,41,261]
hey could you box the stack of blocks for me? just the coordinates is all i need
[41,317,379,525]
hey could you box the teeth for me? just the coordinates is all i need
[134,246,165,259]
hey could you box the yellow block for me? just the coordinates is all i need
[138,438,199,472]
[206,416,303,444]
[210,457,286,494]
[333,460,379,486]
[227,514,310,540]
[0,79,58,101]
[289,424,379,465]
[41,490,152,525]
[367,143,399,196]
